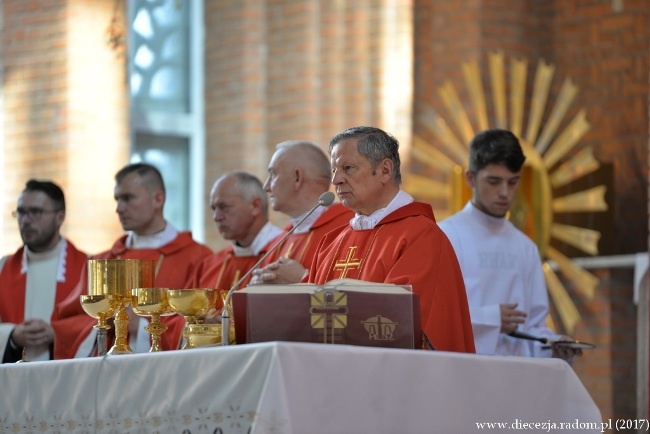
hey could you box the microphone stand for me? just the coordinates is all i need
[221,192,335,345]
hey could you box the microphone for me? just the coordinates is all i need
[221,191,335,345]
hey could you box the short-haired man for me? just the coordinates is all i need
[261,126,475,353]
[438,129,580,361]
[0,180,88,362]
[253,140,353,280]
[53,163,212,358]
[187,171,283,291]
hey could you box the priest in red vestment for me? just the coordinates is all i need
[256,140,353,272]
[258,126,475,353]
[186,171,283,294]
[52,163,212,359]
[0,180,88,363]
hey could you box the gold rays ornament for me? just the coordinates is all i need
[407,51,608,334]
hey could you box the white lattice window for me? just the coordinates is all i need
[128,0,205,240]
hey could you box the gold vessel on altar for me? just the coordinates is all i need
[167,288,221,349]
[132,287,174,352]
[86,259,156,355]
[186,323,223,348]
[80,294,120,333]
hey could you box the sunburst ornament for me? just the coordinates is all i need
[406,51,608,334]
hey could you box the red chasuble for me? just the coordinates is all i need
[308,202,475,353]
[187,234,281,292]
[265,203,353,267]
[0,240,88,358]
[52,232,212,359]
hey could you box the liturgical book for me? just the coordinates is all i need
[231,279,421,349]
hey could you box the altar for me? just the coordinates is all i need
[0,341,602,434]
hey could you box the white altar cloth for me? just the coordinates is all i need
[0,341,602,433]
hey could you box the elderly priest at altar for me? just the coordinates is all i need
[252,126,475,353]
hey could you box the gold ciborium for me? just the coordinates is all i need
[167,288,219,349]
[132,287,174,352]
[186,323,223,348]
[80,294,120,356]
[87,259,155,355]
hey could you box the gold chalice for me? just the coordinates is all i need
[87,259,155,355]
[167,288,219,349]
[80,294,121,356]
[132,287,174,352]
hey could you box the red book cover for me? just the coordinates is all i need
[232,280,421,349]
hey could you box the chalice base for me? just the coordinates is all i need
[108,306,133,355]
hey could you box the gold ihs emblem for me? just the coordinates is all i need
[362,316,398,341]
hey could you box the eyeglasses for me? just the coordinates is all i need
[12,208,61,220]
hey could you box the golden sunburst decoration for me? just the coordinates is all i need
[406,51,608,334]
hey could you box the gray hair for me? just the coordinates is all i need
[220,171,269,217]
[328,126,402,184]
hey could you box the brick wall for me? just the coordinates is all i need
[1,0,128,255]
[203,0,413,251]
[543,0,649,256]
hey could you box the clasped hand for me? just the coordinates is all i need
[12,318,53,347]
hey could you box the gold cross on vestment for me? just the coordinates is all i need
[333,246,363,279]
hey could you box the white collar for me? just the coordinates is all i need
[22,237,68,282]
[232,222,284,257]
[289,205,329,235]
[466,201,508,229]
[349,190,414,230]
[125,222,179,249]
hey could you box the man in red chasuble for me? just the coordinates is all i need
[186,171,283,292]
[52,163,212,358]
[0,180,88,363]
[256,126,475,353]
[254,140,353,275]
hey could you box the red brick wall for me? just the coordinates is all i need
[1,0,128,255]
[203,0,413,250]
[543,0,649,256]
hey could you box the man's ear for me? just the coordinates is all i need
[294,168,304,190]
[152,190,165,210]
[250,196,263,216]
[379,158,393,184]
[464,169,475,188]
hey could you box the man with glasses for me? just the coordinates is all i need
[0,179,88,363]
